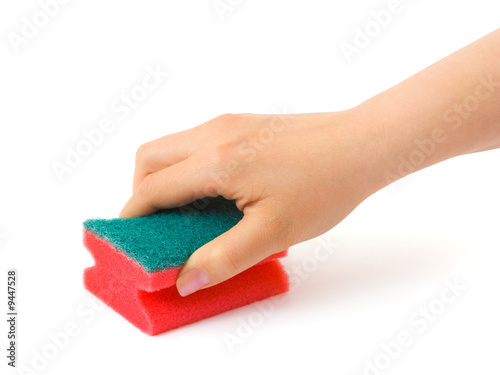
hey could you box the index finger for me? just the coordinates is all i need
[132,131,193,192]
[120,157,215,218]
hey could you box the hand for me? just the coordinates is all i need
[119,29,500,297]
[119,109,384,295]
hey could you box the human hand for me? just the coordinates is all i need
[119,29,500,297]
[119,109,386,296]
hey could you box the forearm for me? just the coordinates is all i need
[358,28,500,189]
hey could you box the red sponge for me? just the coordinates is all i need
[83,230,289,335]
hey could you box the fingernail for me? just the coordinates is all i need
[176,268,210,297]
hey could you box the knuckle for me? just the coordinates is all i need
[216,113,241,124]
[203,142,233,167]
[135,142,153,164]
[209,113,247,133]
[225,251,243,276]
[136,175,157,204]
[202,178,223,197]
[213,246,243,276]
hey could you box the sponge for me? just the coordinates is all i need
[83,197,289,335]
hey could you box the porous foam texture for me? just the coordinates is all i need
[84,197,244,272]
[83,197,290,335]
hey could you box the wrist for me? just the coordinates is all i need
[348,99,449,193]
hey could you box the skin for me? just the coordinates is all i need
[120,28,500,296]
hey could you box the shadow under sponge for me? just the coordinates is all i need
[83,197,289,335]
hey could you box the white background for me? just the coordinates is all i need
[1,0,499,374]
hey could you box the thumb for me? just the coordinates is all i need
[176,212,284,297]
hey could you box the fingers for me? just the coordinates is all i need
[176,212,285,296]
[120,157,213,218]
[131,114,243,192]
[132,132,193,192]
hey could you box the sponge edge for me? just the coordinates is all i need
[83,230,288,292]
[83,196,246,272]
[84,230,290,335]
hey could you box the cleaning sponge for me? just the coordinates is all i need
[83,197,289,335]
